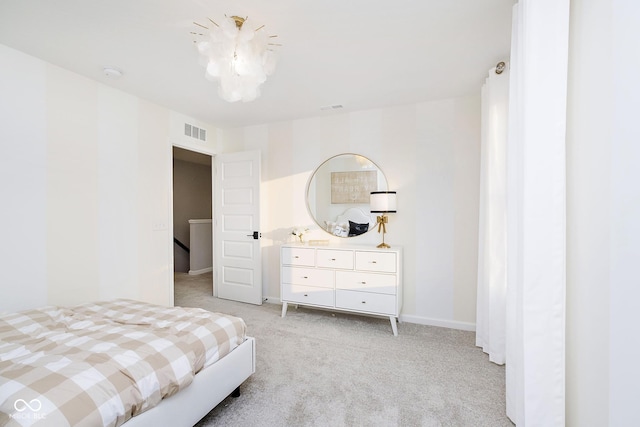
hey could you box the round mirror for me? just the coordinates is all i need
[306,153,388,238]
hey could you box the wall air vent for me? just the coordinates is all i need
[184,123,207,141]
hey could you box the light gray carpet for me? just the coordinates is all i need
[174,273,512,427]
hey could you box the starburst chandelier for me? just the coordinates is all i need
[193,15,279,103]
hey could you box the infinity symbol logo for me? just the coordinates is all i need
[14,398,42,412]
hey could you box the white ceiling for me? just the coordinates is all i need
[0,0,514,129]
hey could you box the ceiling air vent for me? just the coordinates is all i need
[184,123,206,141]
[320,104,344,111]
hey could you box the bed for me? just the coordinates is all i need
[0,299,255,427]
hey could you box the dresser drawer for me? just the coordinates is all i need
[282,266,334,288]
[335,290,396,315]
[282,284,334,307]
[316,249,354,270]
[355,251,396,273]
[335,271,397,295]
[282,247,315,266]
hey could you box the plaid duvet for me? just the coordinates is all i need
[0,299,246,427]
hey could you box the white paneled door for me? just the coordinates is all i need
[214,150,262,305]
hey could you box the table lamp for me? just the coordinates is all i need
[370,191,397,248]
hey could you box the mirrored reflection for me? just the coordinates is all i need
[306,154,388,238]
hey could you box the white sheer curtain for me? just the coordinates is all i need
[476,65,509,365]
[506,1,569,425]
[478,1,570,425]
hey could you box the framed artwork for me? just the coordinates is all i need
[331,171,378,204]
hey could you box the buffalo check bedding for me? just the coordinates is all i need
[0,299,247,427]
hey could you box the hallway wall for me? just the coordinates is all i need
[172,155,212,273]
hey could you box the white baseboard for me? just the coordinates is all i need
[266,295,476,332]
[399,314,476,332]
[188,267,213,275]
[263,295,281,304]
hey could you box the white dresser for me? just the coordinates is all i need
[280,244,403,336]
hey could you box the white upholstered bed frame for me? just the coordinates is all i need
[335,207,375,228]
[124,336,255,427]
[328,207,376,236]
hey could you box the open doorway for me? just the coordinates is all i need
[172,147,213,301]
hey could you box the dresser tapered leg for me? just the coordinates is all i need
[390,316,398,336]
[281,302,288,318]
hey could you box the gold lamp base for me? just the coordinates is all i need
[375,215,391,249]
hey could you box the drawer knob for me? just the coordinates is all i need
[331,258,336,261]
[371,261,377,264]
[304,294,308,297]
[303,276,308,279]
[361,281,367,284]
[294,256,299,259]
[361,301,366,304]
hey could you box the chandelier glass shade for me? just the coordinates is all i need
[194,16,277,103]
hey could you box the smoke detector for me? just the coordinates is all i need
[103,67,123,79]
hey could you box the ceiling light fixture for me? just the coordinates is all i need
[192,15,279,103]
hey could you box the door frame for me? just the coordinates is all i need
[169,140,216,305]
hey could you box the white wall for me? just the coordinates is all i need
[173,158,212,273]
[221,97,481,328]
[0,44,48,311]
[0,42,482,329]
[0,43,218,311]
[566,0,640,424]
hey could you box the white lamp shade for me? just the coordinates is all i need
[370,191,397,213]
